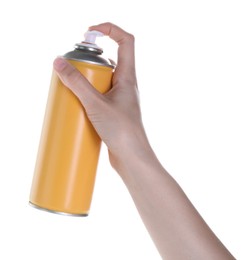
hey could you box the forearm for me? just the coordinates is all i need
[111,130,235,260]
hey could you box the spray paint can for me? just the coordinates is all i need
[29,31,114,216]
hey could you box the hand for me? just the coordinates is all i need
[53,23,235,259]
[53,23,149,170]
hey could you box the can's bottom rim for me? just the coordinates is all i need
[29,202,89,217]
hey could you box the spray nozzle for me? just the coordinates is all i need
[74,30,104,54]
[84,30,104,44]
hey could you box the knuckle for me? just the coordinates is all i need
[104,22,115,35]
[126,33,135,43]
[105,22,114,28]
[105,22,135,44]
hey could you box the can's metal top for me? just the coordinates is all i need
[63,30,115,69]
[63,49,114,69]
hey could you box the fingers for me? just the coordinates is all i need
[53,57,101,109]
[89,23,135,78]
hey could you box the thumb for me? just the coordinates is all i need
[53,57,102,109]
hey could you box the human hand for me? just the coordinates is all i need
[53,23,236,259]
[53,23,150,170]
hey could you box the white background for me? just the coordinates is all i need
[0,0,240,259]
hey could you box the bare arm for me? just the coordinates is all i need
[53,22,235,259]
[111,131,234,259]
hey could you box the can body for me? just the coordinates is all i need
[29,59,113,216]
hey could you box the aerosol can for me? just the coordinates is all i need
[29,31,115,216]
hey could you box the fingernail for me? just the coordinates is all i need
[88,25,98,30]
[53,57,67,72]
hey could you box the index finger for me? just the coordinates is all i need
[89,23,135,76]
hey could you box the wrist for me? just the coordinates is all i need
[108,125,160,179]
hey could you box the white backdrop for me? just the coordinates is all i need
[0,0,240,259]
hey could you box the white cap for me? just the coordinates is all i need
[84,30,104,44]
[75,30,104,54]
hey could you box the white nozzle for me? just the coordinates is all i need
[84,30,104,44]
[75,30,104,53]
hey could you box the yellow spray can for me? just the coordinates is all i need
[29,31,114,216]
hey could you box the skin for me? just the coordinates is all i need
[53,22,235,260]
